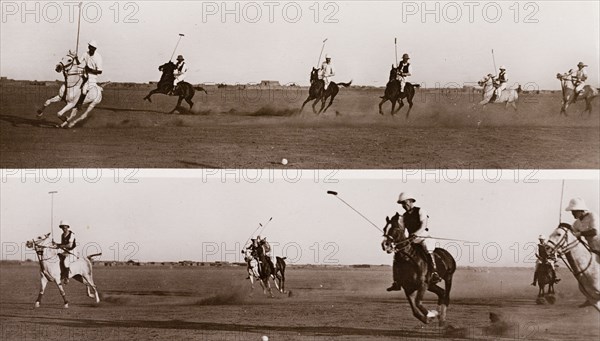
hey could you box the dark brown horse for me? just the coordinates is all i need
[143,61,207,114]
[378,65,420,118]
[534,262,557,304]
[300,68,352,114]
[382,212,456,326]
[249,239,287,296]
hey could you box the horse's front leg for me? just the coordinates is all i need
[378,97,389,115]
[38,95,62,116]
[35,273,49,308]
[169,97,184,114]
[415,284,437,323]
[68,104,96,128]
[57,102,77,123]
[405,290,428,324]
[56,281,69,308]
[144,89,160,102]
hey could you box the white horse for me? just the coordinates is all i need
[25,232,101,308]
[556,72,599,116]
[36,52,103,128]
[477,74,521,111]
[546,223,600,312]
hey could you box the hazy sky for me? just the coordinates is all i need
[1,170,598,266]
[1,1,598,89]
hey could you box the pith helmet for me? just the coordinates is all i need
[565,198,588,211]
[397,192,415,204]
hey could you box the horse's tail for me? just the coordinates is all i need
[338,80,352,88]
[87,253,102,260]
[194,86,208,94]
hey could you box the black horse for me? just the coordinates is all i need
[534,262,557,304]
[251,240,287,296]
[300,68,352,114]
[378,65,420,118]
[143,61,207,114]
[382,213,456,326]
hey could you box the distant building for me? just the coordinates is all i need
[260,80,280,87]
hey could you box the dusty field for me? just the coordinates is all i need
[1,84,599,168]
[1,263,598,341]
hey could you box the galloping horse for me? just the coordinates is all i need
[556,73,598,116]
[378,65,420,118]
[300,68,352,114]
[382,213,456,326]
[534,262,557,304]
[477,74,521,111]
[37,53,103,128]
[143,61,207,114]
[244,240,287,296]
[25,232,101,308]
[546,223,600,311]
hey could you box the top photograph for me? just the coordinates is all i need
[1,0,598,169]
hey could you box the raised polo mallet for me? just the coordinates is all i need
[245,217,273,246]
[491,49,497,74]
[75,2,82,56]
[48,191,58,242]
[170,33,185,61]
[316,38,328,67]
[326,191,382,233]
[394,38,398,67]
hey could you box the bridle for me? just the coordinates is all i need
[545,224,593,278]
[57,57,83,89]
[27,237,56,262]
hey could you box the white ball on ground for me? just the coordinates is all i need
[261,336,269,341]
[281,158,288,165]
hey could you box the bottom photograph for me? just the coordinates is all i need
[0,171,598,341]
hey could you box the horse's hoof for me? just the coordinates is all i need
[36,110,43,116]
[34,302,40,308]
[63,303,69,309]
[427,310,439,319]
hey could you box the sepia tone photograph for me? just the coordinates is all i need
[0,0,599,168]
[1,170,599,340]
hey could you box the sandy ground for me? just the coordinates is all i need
[1,85,598,168]
[1,263,599,341]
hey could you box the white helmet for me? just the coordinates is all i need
[325,54,331,59]
[59,220,70,228]
[538,234,546,240]
[565,197,588,211]
[499,65,506,70]
[397,192,415,204]
[88,40,98,48]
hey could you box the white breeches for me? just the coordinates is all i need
[174,74,186,86]
[575,81,586,93]
[412,233,434,252]
[496,83,507,97]
[61,249,78,267]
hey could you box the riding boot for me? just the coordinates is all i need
[386,281,402,292]
[75,93,86,109]
[426,252,441,283]
[62,267,69,284]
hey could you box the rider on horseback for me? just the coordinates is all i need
[566,198,600,258]
[387,192,440,291]
[319,54,335,90]
[53,220,77,284]
[171,55,188,95]
[531,234,560,286]
[568,62,588,98]
[257,236,276,274]
[396,53,411,94]
[492,66,507,101]
[75,40,103,109]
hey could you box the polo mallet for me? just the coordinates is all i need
[491,49,497,74]
[170,33,185,61]
[245,217,273,246]
[394,38,398,67]
[326,191,382,233]
[48,191,58,242]
[558,180,565,223]
[75,2,82,56]
[316,38,328,67]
